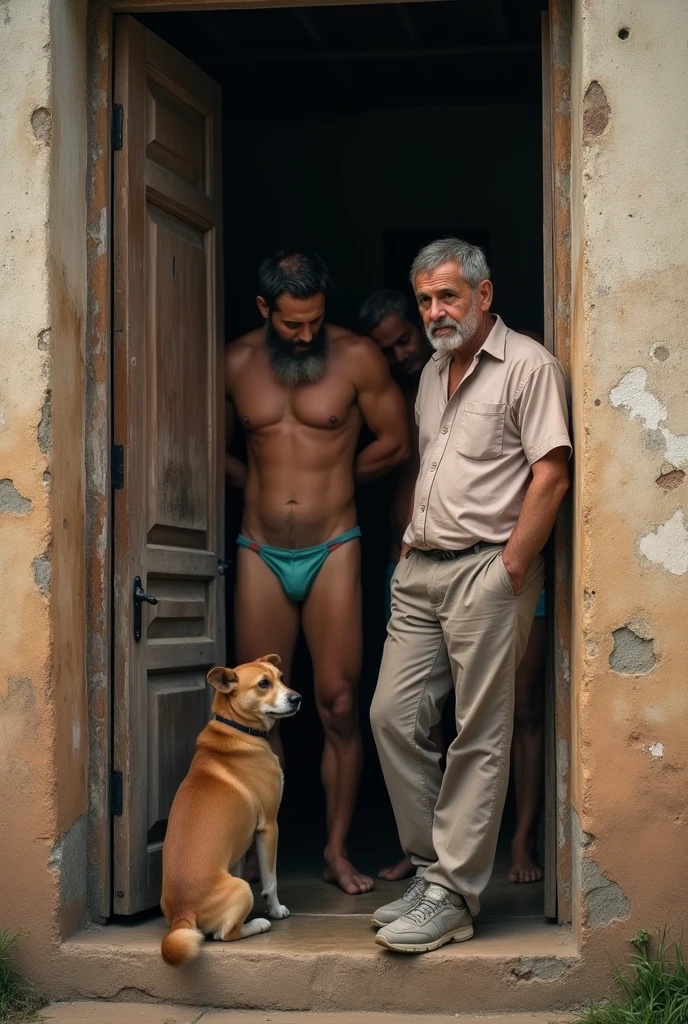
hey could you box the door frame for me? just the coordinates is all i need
[85,0,573,924]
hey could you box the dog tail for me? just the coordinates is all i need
[161,912,203,966]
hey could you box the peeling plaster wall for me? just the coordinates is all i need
[0,0,89,977]
[570,0,688,946]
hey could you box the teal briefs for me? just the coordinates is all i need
[237,527,362,603]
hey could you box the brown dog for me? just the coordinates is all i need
[160,655,301,965]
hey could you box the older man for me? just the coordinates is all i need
[361,290,550,888]
[370,239,571,952]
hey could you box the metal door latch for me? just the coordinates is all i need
[133,576,157,642]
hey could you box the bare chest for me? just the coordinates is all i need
[233,367,356,434]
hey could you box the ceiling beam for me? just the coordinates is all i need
[199,41,540,65]
[395,3,437,85]
[293,7,326,48]
[292,7,351,83]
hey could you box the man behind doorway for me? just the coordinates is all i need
[360,290,549,886]
[225,251,410,895]
[370,238,571,952]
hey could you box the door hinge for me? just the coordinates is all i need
[111,770,123,817]
[112,445,124,490]
[112,104,124,152]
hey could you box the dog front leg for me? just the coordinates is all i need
[256,824,289,919]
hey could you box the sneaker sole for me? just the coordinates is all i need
[375,924,474,953]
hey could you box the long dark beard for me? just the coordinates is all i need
[266,318,328,387]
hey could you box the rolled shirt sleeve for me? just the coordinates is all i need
[513,361,572,466]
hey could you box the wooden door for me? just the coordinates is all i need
[112,15,224,915]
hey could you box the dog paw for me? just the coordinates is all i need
[268,904,290,920]
[253,917,272,933]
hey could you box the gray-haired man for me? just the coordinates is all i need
[370,239,571,952]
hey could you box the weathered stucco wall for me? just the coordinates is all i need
[1,0,687,1005]
[0,0,89,971]
[570,0,688,947]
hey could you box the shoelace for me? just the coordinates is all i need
[402,874,426,902]
[405,887,452,924]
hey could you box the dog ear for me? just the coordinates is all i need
[258,653,281,667]
[207,666,238,692]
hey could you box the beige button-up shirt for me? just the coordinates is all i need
[404,316,572,551]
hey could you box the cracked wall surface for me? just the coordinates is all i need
[570,0,688,952]
[1,0,688,1004]
[0,0,89,982]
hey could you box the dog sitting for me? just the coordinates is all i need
[160,655,301,965]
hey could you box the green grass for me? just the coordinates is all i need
[0,931,44,1024]
[573,930,688,1024]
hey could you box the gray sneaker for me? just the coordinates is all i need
[371,867,428,927]
[375,883,474,953]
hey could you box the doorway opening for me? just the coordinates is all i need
[128,0,550,923]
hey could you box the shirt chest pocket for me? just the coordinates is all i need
[456,401,506,460]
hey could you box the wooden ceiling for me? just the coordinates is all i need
[137,0,545,116]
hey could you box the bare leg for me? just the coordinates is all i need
[256,825,289,919]
[302,539,373,895]
[379,723,444,880]
[509,617,547,883]
[234,546,299,883]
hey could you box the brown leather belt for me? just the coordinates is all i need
[413,541,493,562]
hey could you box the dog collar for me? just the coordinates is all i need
[214,714,268,740]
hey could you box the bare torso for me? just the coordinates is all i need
[226,325,365,547]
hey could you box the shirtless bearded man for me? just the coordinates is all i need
[225,251,410,895]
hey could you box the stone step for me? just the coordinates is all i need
[55,915,582,1015]
[46,1006,575,1024]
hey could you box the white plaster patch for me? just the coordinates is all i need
[661,428,688,467]
[610,368,688,466]
[639,510,688,575]
[72,720,81,752]
[610,367,667,430]
[648,742,664,760]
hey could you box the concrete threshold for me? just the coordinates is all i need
[51,915,583,1015]
[44,1006,576,1024]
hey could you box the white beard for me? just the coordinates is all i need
[426,294,482,353]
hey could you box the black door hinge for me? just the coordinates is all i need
[111,770,123,817]
[112,104,124,152]
[112,445,124,490]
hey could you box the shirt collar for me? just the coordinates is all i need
[431,314,507,366]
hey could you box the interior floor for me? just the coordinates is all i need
[135,0,550,921]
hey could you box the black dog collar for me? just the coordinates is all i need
[214,713,268,740]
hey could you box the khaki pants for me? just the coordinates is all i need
[370,544,544,916]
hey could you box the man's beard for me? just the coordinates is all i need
[266,318,328,387]
[426,293,482,354]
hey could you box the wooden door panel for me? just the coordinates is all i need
[146,80,206,187]
[113,15,223,915]
[146,204,210,544]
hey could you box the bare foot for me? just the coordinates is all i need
[324,855,374,895]
[243,844,261,884]
[509,838,543,884]
[378,855,414,881]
